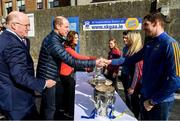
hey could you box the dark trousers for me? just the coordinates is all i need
[40,81,63,120]
[21,105,40,120]
[140,96,174,120]
[54,81,66,120]
[130,88,140,119]
[119,73,140,119]
[118,73,132,109]
[4,104,40,120]
[60,75,76,120]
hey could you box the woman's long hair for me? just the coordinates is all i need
[126,31,143,56]
[64,30,78,49]
[109,37,119,51]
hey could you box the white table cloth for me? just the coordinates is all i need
[74,72,137,121]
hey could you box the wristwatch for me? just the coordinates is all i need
[148,99,155,106]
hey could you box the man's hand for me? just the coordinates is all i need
[96,58,112,67]
[144,99,154,111]
[104,59,112,66]
[95,58,106,67]
[45,79,56,88]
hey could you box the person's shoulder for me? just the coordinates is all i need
[41,34,50,45]
[167,37,176,43]
[0,30,17,43]
[162,32,176,43]
[161,35,179,53]
[51,31,66,43]
[65,47,74,51]
[123,46,128,50]
[165,37,178,47]
[112,48,121,54]
[159,33,177,47]
[42,31,59,44]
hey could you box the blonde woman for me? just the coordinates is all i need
[105,12,180,120]
[119,31,143,119]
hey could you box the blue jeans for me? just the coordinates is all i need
[140,96,174,120]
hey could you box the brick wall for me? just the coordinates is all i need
[0,1,2,17]
[25,0,37,12]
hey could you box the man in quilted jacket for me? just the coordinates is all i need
[36,16,104,120]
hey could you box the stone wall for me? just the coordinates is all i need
[169,9,180,42]
[29,0,151,60]
[28,0,179,61]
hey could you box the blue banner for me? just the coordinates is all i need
[68,17,80,53]
[83,18,142,31]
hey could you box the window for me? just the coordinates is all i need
[5,1,12,16]
[53,0,60,7]
[37,0,43,9]
[48,0,60,8]
[48,0,54,8]
[17,0,25,12]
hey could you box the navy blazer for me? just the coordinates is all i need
[0,30,45,119]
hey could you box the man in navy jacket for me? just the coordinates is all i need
[0,11,56,120]
[36,16,105,120]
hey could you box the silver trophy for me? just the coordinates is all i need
[94,83,115,117]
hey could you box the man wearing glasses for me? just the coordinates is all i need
[0,11,56,120]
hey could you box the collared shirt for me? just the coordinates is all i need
[6,29,23,42]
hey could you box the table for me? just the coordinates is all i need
[74,72,137,121]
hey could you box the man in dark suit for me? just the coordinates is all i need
[0,11,56,120]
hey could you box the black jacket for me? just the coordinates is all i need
[36,31,95,81]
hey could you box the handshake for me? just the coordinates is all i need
[95,58,112,68]
[44,58,113,88]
